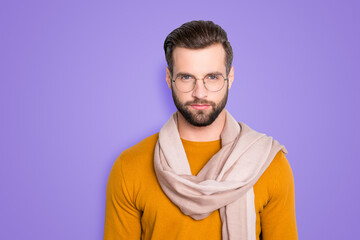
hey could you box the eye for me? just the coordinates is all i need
[206,74,219,80]
[180,74,194,81]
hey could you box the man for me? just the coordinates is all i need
[104,20,298,240]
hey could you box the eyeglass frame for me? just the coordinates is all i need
[171,72,229,93]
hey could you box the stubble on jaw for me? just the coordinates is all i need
[171,89,228,127]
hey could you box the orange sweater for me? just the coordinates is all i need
[104,133,298,239]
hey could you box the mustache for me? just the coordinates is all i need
[185,99,216,107]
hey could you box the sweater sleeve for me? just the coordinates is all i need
[103,154,142,240]
[260,151,298,240]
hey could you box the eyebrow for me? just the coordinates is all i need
[174,71,224,79]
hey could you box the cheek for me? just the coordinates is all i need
[177,91,192,101]
[212,90,227,102]
[173,90,189,104]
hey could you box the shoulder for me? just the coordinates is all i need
[269,151,294,183]
[114,133,159,170]
[107,133,159,197]
[120,133,159,160]
[106,133,160,214]
[255,150,295,199]
[263,150,294,185]
[267,151,292,176]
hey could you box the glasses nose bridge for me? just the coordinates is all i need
[192,77,208,98]
[193,76,207,90]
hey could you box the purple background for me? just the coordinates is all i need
[1,0,359,239]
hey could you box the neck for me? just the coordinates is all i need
[177,109,227,142]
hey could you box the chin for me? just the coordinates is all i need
[183,109,220,127]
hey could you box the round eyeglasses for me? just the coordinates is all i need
[172,73,228,93]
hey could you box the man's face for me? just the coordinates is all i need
[166,43,234,127]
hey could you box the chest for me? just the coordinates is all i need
[134,169,267,240]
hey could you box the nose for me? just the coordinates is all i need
[192,79,207,99]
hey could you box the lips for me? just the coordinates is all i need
[190,104,210,110]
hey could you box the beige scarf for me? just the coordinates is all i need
[154,110,287,240]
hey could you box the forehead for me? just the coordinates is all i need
[172,43,226,74]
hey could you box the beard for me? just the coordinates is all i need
[172,88,228,127]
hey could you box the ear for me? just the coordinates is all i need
[166,67,172,89]
[227,66,234,90]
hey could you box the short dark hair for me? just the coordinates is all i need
[164,20,233,76]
